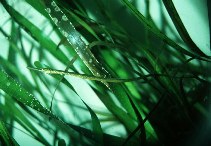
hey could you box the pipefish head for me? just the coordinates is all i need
[27,67,53,74]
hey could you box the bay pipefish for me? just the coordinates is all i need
[27,67,195,83]
[27,67,142,83]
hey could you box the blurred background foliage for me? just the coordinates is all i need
[0,0,210,146]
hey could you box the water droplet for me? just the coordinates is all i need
[89,58,92,63]
[6,82,10,86]
[62,15,68,21]
[62,31,68,37]
[68,22,74,28]
[54,6,60,11]
[51,1,56,6]
[46,8,51,13]
[52,17,58,25]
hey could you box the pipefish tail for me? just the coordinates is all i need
[42,0,111,88]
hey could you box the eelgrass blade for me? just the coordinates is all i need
[0,121,19,146]
[121,0,210,59]
[123,92,166,146]
[0,70,53,116]
[81,99,103,145]
[0,0,70,65]
[2,96,51,146]
[162,0,207,57]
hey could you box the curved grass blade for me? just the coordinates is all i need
[65,122,139,146]
[0,121,19,146]
[121,0,210,59]
[162,0,206,56]
[123,93,166,146]
[81,99,103,146]
[49,56,78,111]
[126,93,146,146]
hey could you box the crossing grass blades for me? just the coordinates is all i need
[0,0,210,145]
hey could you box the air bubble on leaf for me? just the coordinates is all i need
[62,15,68,21]
[46,8,51,13]
[6,82,10,86]
[51,1,56,6]
[54,6,60,12]
[68,22,74,28]
[52,17,58,25]
[62,31,68,37]
[89,58,92,63]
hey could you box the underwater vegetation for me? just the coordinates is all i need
[0,0,210,145]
